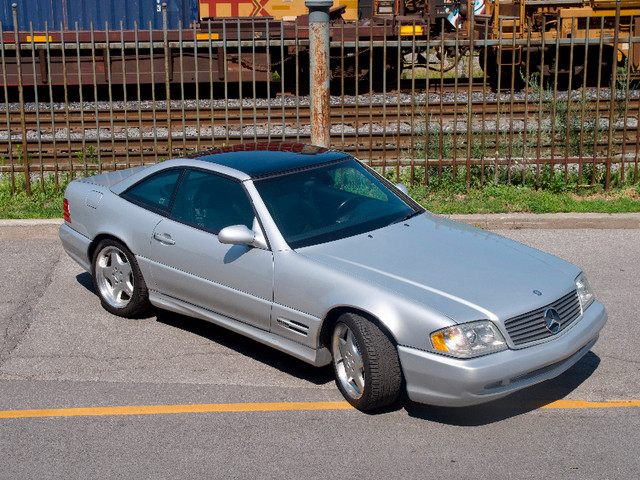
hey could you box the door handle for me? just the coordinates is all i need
[153,232,176,245]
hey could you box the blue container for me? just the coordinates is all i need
[1,0,199,31]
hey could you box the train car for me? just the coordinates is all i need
[460,0,640,87]
[1,0,639,91]
[1,0,199,31]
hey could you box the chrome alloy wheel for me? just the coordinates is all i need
[332,322,365,400]
[94,245,134,309]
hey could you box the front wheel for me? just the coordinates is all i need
[92,239,151,318]
[331,313,402,410]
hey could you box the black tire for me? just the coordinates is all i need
[331,312,402,410]
[91,238,151,318]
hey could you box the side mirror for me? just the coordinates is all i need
[218,224,255,246]
[218,223,268,250]
[395,183,409,196]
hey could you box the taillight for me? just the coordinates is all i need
[63,199,71,223]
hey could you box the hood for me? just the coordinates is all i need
[299,213,580,324]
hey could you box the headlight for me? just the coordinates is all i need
[575,273,595,311]
[430,321,507,358]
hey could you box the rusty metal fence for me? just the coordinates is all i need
[1,12,640,195]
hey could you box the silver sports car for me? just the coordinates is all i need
[59,142,607,411]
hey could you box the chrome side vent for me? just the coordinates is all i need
[276,317,309,336]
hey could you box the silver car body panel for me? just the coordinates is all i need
[59,150,607,407]
[147,217,274,331]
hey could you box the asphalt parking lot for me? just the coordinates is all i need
[1,218,639,479]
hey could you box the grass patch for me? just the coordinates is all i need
[408,184,640,214]
[1,170,639,219]
[0,173,72,219]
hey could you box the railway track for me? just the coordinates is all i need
[5,95,637,131]
[3,127,639,169]
[2,85,638,171]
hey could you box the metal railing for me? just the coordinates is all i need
[1,10,639,194]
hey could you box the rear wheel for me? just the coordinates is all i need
[331,312,402,410]
[92,239,151,318]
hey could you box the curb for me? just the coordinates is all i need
[0,218,62,238]
[1,213,640,238]
[447,212,640,230]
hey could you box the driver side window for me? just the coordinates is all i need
[170,170,255,234]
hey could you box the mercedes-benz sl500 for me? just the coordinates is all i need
[59,142,607,410]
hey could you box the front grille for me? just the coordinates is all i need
[504,290,581,346]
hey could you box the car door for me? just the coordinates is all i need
[148,169,273,331]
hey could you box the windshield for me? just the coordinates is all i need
[253,157,420,249]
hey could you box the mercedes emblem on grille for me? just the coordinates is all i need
[544,308,562,334]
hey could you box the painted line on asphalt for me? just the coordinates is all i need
[1,399,639,419]
[0,401,354,419]
[540,399,640,409]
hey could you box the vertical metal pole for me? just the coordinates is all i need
[565,17,576,183]
[594,17,605,185]
[466,9,475,188]
[238,21,244,144]
[280,20,285,141]
[193,22,201,152]
[495,18,503,186]
[306,0,332,147]
[121,21,130,168]
[163,3,172,158]
[223,20,229,144]
[60,24,72,178]
[550,17,561,185]
[45,22,58,190]
[208,20,215,147]
[425,22,431,186]
[75,22,85,175]
[251,19,258,143]
[265,20,270,142]
[0,21,16,193]
[295,21,301,142]
[178,21,186,154]
[339,20,344,150]
[453,22,459,184]
[480,20,488,186]
[106,21,116,171]
[13,3,31,195]
[150,21,159,162]
[28,22,44,192]
[368,22,373,161]
[578,20,590,185]
[606,0,621,190]
[135,22,144,166]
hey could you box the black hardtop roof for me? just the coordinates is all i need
[187,142,351,178]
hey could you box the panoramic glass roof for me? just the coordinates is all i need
[187,142,350,179]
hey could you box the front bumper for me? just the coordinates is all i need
[398,300,607,407]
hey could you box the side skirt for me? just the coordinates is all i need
[148,290,332,367]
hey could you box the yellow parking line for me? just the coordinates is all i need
[540,399,640,409]
[0,399,639,419]
[0,401,354,419]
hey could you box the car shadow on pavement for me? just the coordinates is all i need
[155,310,336,386]
[404,351,601,425]
[75,272,335,385]
[76,272,95,292]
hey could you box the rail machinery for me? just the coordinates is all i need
[1,0,638,91]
